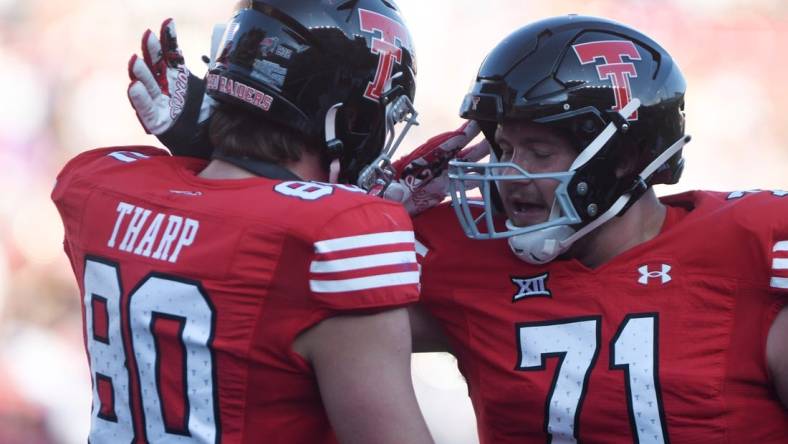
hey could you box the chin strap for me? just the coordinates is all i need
[324,103,344,184]
[641,134,692,182]
[570,98,642,170]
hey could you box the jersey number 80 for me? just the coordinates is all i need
[82,257,219,443]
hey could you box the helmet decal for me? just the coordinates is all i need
[573,40,642,120]
[358,8,412,101]
[206,73,274,111]
[471,96,481,111]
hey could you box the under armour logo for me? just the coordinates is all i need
[512,273,551,302]
[638,264,672,285]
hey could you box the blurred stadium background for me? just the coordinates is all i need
[0,0,786,442]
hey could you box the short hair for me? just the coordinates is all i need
[208,104,320,164]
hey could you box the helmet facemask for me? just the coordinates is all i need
[356,85,420,194]
[451,98,690,264]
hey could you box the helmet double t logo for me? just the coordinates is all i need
[358,9,413,101]
[573,40,642,120]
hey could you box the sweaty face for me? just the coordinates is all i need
[495,121,577,227]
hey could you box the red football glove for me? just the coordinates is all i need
[383,121,488,215]
[127,18,220,158]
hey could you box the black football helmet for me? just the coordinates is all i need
[206,0,418,188]
[450,14,690,263]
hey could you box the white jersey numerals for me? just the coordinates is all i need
[274,181,334,200]
[83,258,217,443]
[611,315,667,444]
[516,314,668,444]
[517,317,599,443]
[273,181,367,201]
[84,260,134,442]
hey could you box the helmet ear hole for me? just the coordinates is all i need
[580,118,597,134]
[614,155,637,179]
[478,121,500,156]
[613,140,643,179]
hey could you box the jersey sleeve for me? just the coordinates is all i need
[411,203,472,305]
[52,146,172,260]
[716,190,788,296]
[767,195,788,295]
[739,190,788,296]
[307,200,420,311]
[52,146,169,202]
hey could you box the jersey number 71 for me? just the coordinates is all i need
[516,314,669,444]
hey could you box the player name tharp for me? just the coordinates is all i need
[107,202,199,263]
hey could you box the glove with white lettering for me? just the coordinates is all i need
[383,121,488,215]
[127,18,217,158]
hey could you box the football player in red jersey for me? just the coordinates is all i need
[52,1,433,443]
[413,14,788,443]
[123,10,788,444]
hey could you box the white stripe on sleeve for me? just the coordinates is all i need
[774,241,788,252]
[310,251,416,273]
[314,231,414,253]
[773,258,788,270]
[310,271,420,293]
[771,277,788,289]
[107,151,149,163]
[415,239,429,258]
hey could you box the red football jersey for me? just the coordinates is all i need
[415,190,788,444]
[52,147,420,444]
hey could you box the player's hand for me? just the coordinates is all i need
[127,18,216,158]
[383,121,487,215]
